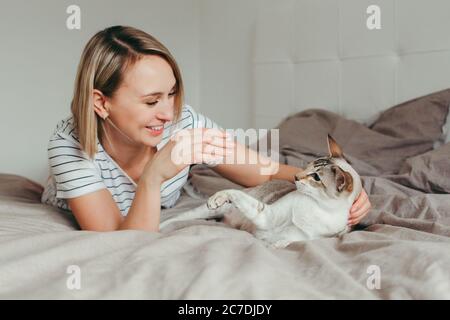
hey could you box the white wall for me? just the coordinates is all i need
[251,0,450,129]
[198,0,260,130]
[0,0,203,185]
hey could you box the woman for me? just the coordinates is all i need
[41,26,371,232]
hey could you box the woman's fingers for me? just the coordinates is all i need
[171,128,232,165]
[202,131,234,150]
[350,203,369,221]
[176,128,234,150]
[350,190,366,213]
[348,201,372,225]
[195,129,234,163]
[193,153,226,164]
[174,128,228,143]
[348,189,371,225]
[191,128,230,142]
[204,136,235,149]
[202,144,234,157]
[193,143,233,164]
[190,145,232,165]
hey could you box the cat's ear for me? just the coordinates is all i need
[332,166,353,193]
[327,134,344,158]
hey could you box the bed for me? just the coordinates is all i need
[1,88,450,299]
[1,0,450,299]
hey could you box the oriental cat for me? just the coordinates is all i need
[160,135,362,248]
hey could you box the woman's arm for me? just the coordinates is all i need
[118,178,162,232]
[211,141,301,187]
[67,177,162,232]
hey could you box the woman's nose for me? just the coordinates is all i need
[156,101,174,121]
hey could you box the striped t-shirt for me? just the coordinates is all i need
[41,104,221,215]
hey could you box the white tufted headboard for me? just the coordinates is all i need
[252,0,450,129]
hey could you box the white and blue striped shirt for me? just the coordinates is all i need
[41,104,221,215]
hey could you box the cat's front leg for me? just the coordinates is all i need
[208,190,264,216]
[207,190,233,210]
[208,190,270,229]
[159,202,221,230]
[271,239,293,249]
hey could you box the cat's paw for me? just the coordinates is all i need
[270,239,292,249]
[207,191,231,210]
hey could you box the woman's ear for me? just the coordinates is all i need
[93,89,109,119]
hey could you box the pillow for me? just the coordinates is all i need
[0,174,79,233]
[397,143,450,194]
[276,88,450,175]
[370,88,450,146]
[0,173,44,203]
[444,102,450,144]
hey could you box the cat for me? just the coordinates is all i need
[159,134,362,249]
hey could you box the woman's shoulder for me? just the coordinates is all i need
[166,104,197,131]
[49,115,79,143]
[46,115,99,161]
[180,104,196,119]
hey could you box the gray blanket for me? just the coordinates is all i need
[1,90,449,299]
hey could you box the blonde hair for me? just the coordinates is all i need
[71,25,184,159]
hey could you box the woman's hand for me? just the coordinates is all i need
[348,188,371,226]
[141,128,232,186]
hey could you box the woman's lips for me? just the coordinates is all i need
[145,125,164,136]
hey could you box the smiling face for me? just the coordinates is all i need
[94,55,177,148]
[294,135,361,201]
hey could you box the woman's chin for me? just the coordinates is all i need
[142,134,163,147]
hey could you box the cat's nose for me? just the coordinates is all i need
[294,176,299,181]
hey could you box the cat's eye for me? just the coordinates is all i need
[310,173,321,181]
